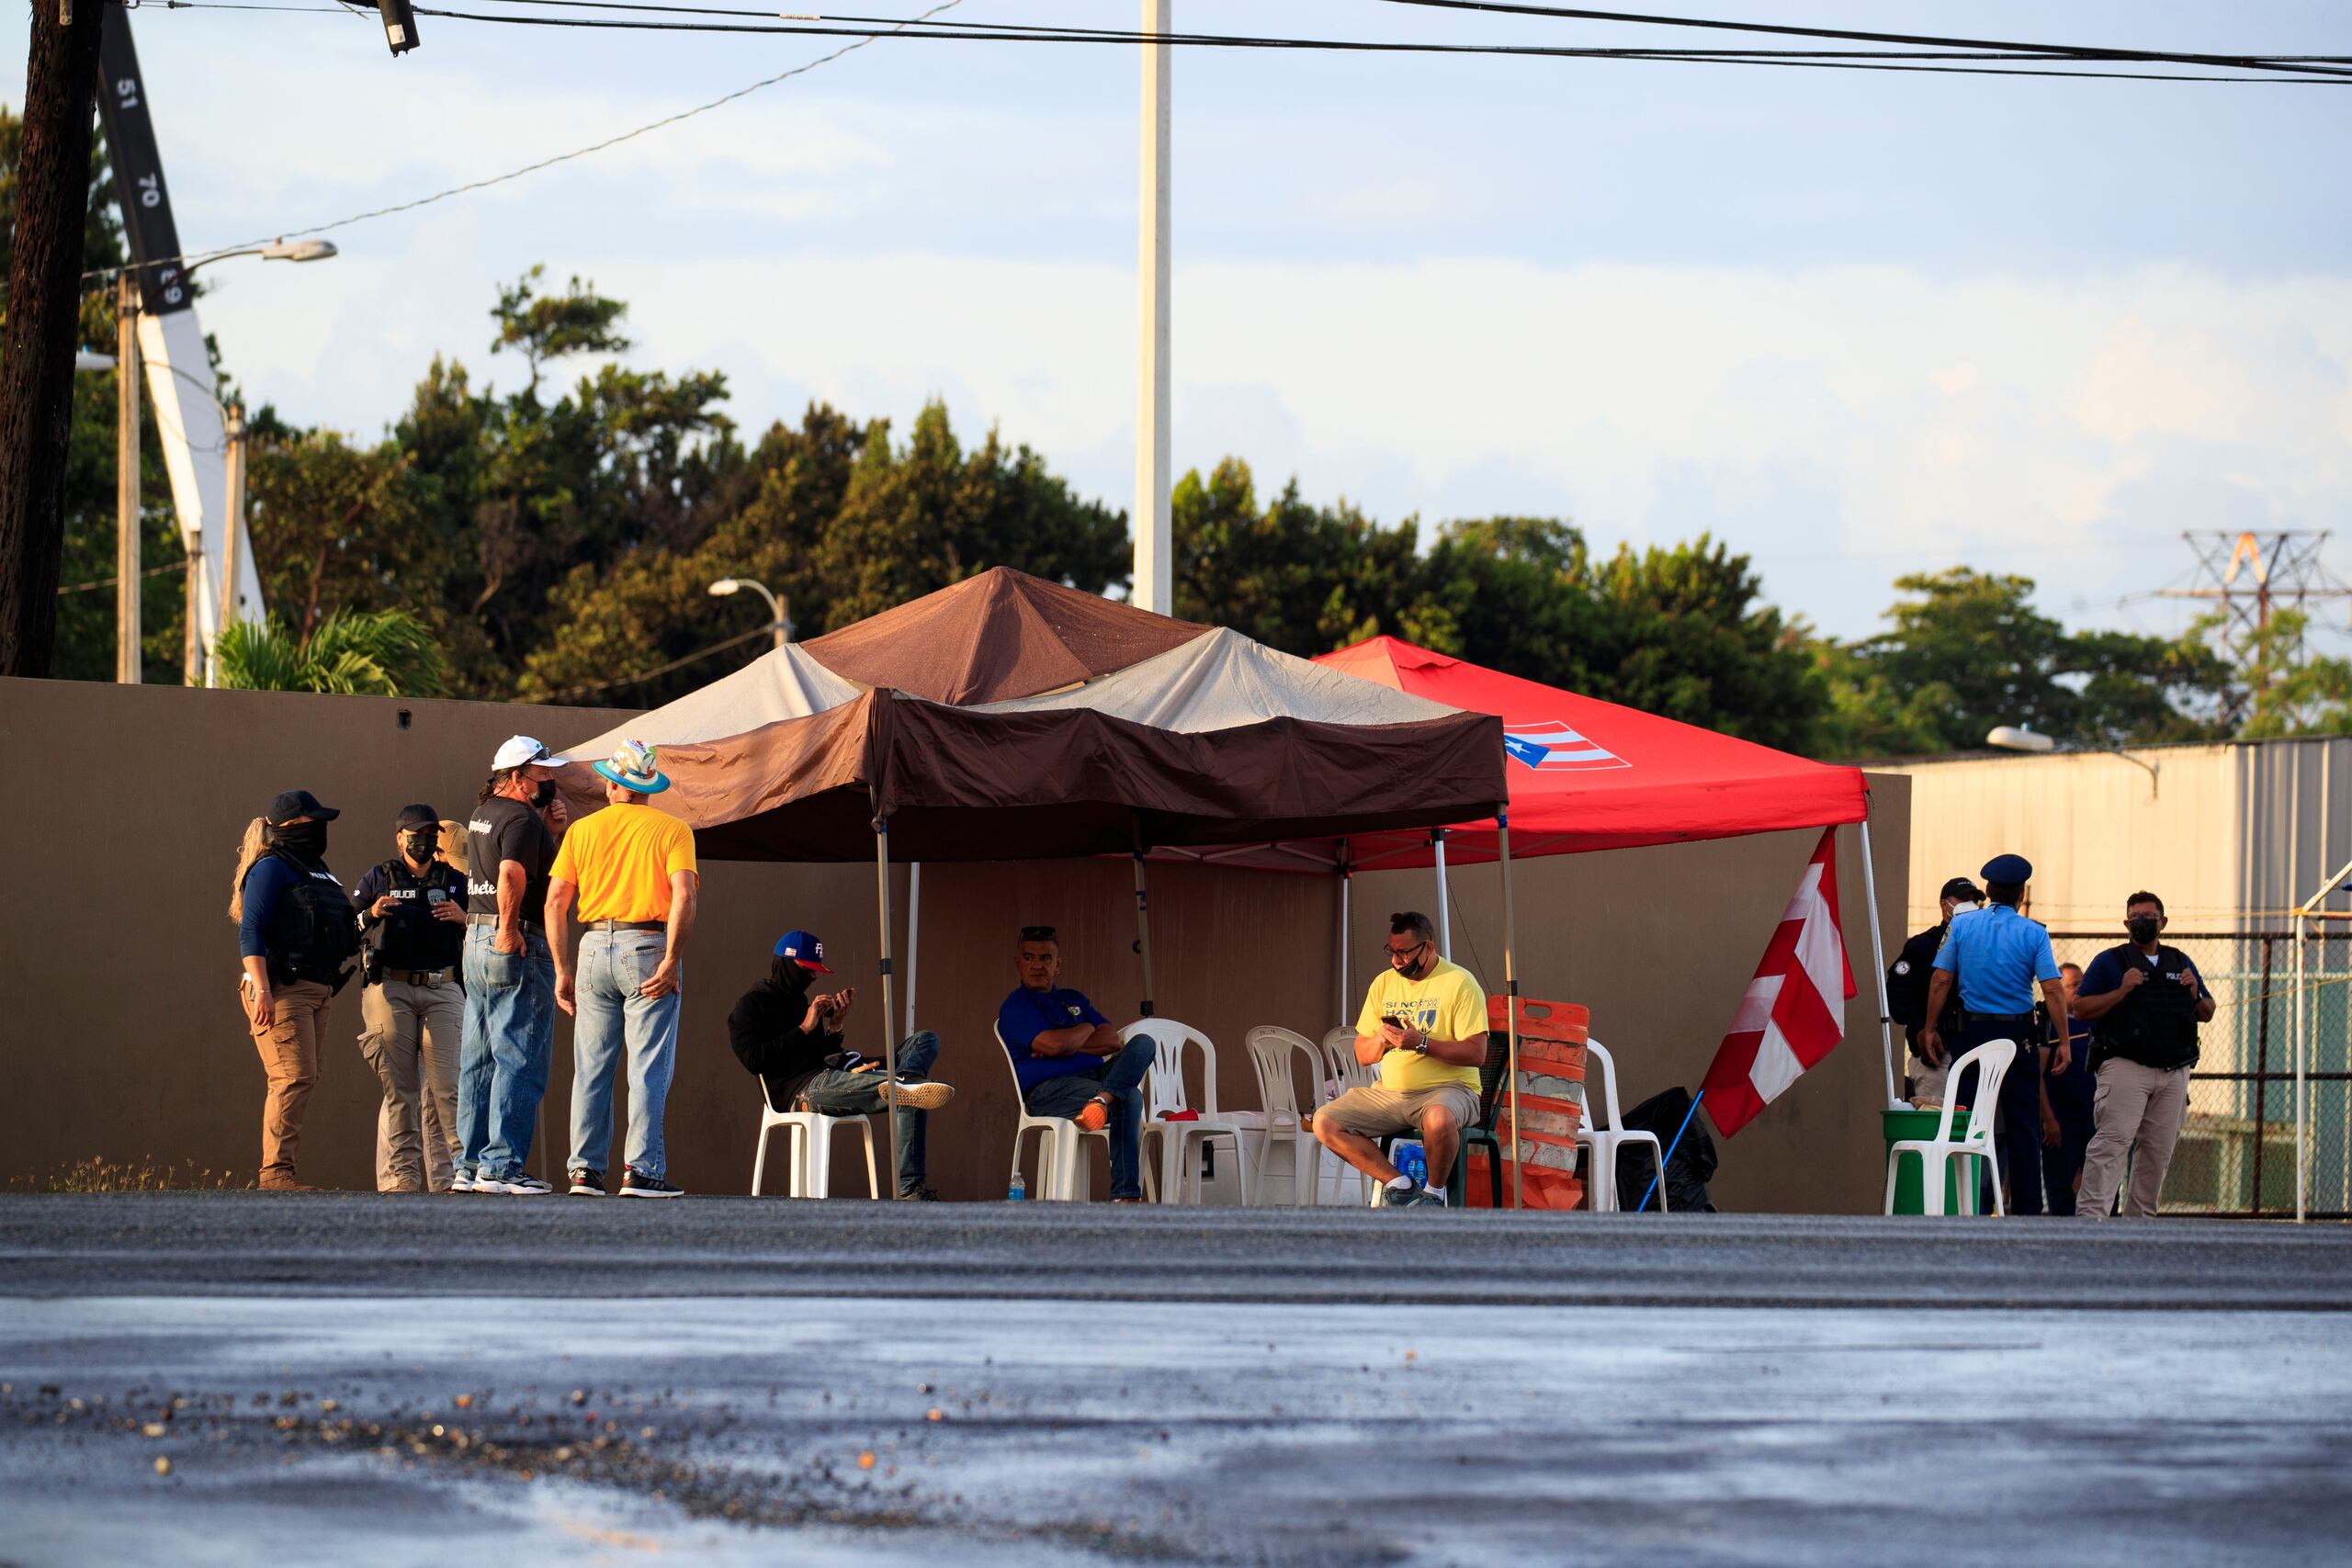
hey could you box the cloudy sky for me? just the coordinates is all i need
[12,1,2350,640]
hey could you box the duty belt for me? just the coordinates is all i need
[1962,1010,2038,1028]
[586,919,666,932]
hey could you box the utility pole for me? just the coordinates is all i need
[1134,0,1172,617]
[215,403,246,686]
[117,274,143,684]
[2157,531,2352,726]
[0,0,107,678]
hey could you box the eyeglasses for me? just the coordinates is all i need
[1384,939,1430,963]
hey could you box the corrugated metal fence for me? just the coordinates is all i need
[2050,931,2350,1220]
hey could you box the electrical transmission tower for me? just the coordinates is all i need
[2158,531,2352,723]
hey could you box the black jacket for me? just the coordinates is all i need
[1886,921,1961,1050]
[728,961,845,1109]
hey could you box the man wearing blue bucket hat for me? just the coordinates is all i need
[1922,852,2072,1214]
[548,739,701,1198]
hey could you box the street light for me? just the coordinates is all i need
[1986,725,2159,797]
[180,238,339,280]
[709,578,790,650]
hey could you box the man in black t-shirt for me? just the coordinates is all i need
[455,735,572,1195]
[352,803,470,1192]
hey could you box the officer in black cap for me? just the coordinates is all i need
[351,804,471,1193]
[233,789,361,1191]
[1921,852,2072,1213]
[1886,875,1984,1100]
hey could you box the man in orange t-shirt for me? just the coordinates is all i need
[548,740,699,1199]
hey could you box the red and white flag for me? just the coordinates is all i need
[1700,827,1856,1139]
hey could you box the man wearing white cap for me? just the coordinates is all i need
[455,736,571,1195]
[548,740,699,1199]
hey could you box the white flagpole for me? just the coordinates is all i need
[1857,816,1898,1109]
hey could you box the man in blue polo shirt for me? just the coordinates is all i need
[996,925,1158,1202]
[1921,853,2072,1215]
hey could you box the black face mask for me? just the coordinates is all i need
[268,820,328,860]
[530,780,559,809]
[2127,916,2162,944]
[402,831,438,862]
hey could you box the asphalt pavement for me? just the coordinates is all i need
[3,1195,2349,1565]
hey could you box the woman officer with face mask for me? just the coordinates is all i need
[351,804,471,1193]
[232,789,362,1191]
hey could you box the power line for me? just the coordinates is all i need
[1366,1,2352,80]
[90,0,967,284]
[365,8,2352,83]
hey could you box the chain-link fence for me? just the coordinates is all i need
[2048,931,2351,1219]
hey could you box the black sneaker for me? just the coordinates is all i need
[1393,1185,1448,1209]
[619,1168,684,1200]
[569,1168,605,1198]
[900,1185,942,1201]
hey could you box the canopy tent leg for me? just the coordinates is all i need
[1432,829,1451,955]
[874,819,902,1198]
[1498,811,1522,1211]
[1133,850,1158,1019]
[1857,816,1898,1109]
[1337,840,1351,1030]
[906,862,921,1039]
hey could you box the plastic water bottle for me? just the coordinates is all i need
[1396,1142,1428,1189]
[1007,1168,1028,1201]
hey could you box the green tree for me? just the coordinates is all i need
[215,607,448,695]
[2234,608,2352,739]
[490,265,631,400]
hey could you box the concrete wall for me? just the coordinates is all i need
[0,677,1908,1212]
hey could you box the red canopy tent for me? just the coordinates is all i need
[1301,636,1899,1110]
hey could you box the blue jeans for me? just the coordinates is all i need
[798,1031,940,1196]
[458,923,556,1181]
[566,929,683,1183]
[1023,1035,1157,1200]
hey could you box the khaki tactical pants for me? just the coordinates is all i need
[2076,1057,2190,1220]
[360,976,465,1191]
[247,977,333,1187]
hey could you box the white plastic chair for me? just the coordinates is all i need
[1316,1024,1379,1205]
[1319,1025,1377,1093]
[994,1021,1113,1201]
[1576,1039,1668,1213]
[1883,1038,2014,1217]
[750,1077,881,1199]
[1241,1026,1322,1206]
[1128,1019,1253,1206]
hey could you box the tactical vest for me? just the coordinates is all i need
[2090,943,2201,1071]
[367,856,467,975]
[252,848,360,989]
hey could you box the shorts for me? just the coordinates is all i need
[1315,1081,1480,1139]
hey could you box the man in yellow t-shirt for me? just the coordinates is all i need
[1312,909,1489,1208]
[547,739,700,1199]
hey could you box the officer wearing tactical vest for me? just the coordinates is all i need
[352,804,470,1194]
[2067,891,2213,1220]
[1921,853,2071,1215]
[236,789,360,1191]
[1886,874,1984,1102]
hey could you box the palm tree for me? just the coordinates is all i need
[215,607,449,697]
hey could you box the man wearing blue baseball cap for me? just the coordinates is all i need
[1922,853,2072,1214]
[728,927,954,1199]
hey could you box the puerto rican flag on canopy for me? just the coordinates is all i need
[1700,828,1856,1139]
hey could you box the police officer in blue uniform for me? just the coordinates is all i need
[1886,875,1984,1099]
[1920,853,2072,1215]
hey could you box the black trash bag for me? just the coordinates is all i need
[1612,1086,1718,1213]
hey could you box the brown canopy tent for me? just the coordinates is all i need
[558,570,1532,1199]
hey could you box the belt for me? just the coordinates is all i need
[1963,1010,2038,1028]
[585,919,666,933]
[466,914,543,931]
[378,966,458,987]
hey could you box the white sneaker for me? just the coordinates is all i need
[448,1172,479,1193]
[488,1174,554,1196]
